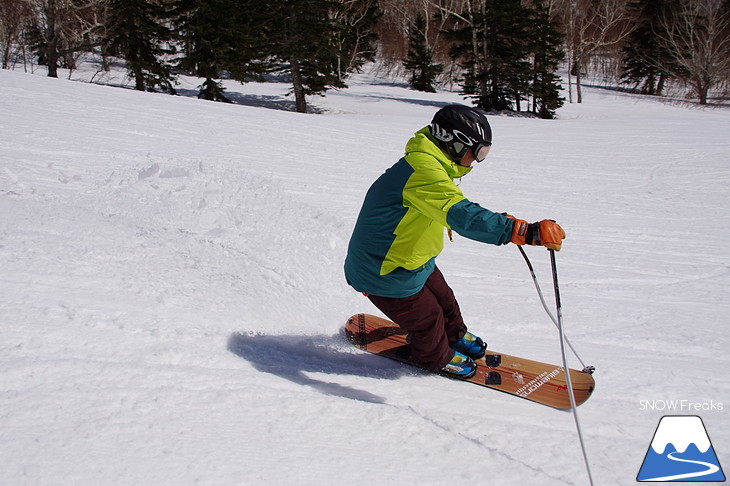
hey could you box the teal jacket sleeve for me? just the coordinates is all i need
[446,199,513,245]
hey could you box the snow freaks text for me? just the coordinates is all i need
[639,400,724,412]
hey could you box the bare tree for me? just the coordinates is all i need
[372,0,466,78]
[558,0,637,102]
[24,0,107,77]
[374,0,432,67]
[1,0,35,69]
[653,0,730,104]
[331,0,381,78]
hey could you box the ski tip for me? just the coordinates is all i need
[582,365,596,375]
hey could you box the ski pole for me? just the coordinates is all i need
[517,246,594,374]
[550,249,594,486]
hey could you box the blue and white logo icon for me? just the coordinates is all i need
[637,415,725,482]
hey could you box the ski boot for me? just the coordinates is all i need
[452,331,487,359]
[440,352,477,380]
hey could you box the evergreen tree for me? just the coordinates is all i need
[402,13,443,92]
[104,0,176,93]
[527,0,564,119]
[445,0,532,112]
[620,0,677,95]
[174,0,264,102]
[260,0,347,113]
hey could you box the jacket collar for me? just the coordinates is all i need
[405,127,473,179]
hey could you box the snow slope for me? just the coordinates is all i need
[1,67,729,485]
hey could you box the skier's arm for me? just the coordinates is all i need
[402,167,514,246]
[446,199,513,245]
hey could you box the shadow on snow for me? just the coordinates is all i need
[227,330,420,404]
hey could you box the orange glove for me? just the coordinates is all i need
[509,218,566,251]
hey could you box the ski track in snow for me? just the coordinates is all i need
[1,65,730,485]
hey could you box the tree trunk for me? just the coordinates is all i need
[133,64,145,91]
[290,57,307,113]
[574,56,583,103]
[696,79,709,105]
[45,0,59,78]
[567,55,573,104]
[2,42,11,70]
[656,73,666,97]
[101,42,111,72]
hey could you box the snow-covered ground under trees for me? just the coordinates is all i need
[1,65,729,485]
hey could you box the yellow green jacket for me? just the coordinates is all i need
[344,127,513,298]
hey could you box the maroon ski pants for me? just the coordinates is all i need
[367,266,467,371]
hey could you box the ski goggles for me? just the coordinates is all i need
[474,142,492,162]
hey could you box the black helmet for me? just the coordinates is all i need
[430,104,492,162]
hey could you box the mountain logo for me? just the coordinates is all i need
[637,415,725,482]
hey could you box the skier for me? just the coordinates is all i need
[344,104,565,379]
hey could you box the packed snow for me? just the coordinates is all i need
[1,64,729,485]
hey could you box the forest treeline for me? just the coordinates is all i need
[2,0,729,115]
